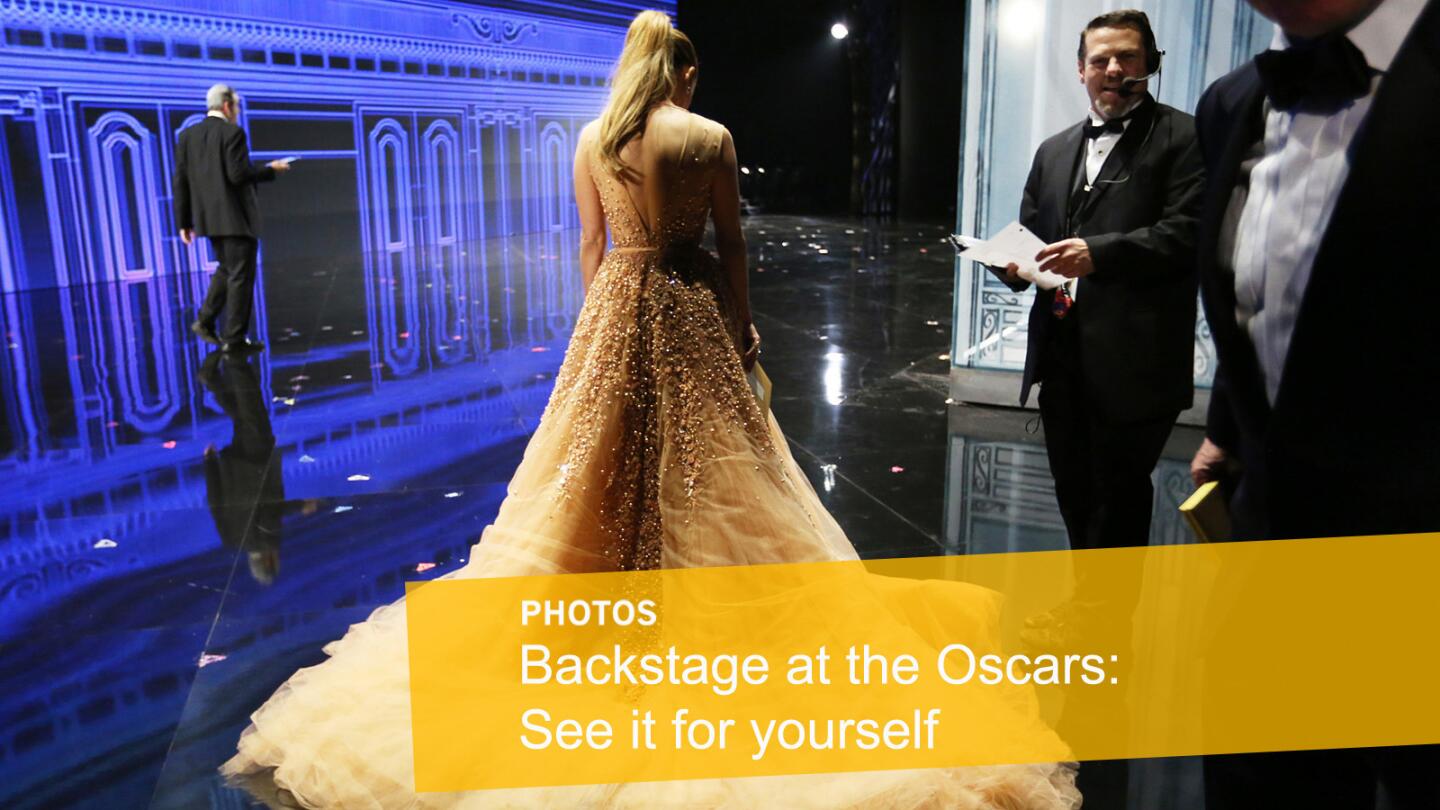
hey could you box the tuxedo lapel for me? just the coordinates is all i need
[1305,0,1440,289]
[1202,81,1264,333]
[1042,125,1085,240]
[1275,0,1440,411]
[1200,71,1271,424]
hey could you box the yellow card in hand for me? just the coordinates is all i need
[747,362,773,414]
[1179,480,1231,542]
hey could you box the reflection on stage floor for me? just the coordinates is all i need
[0,216,1204,808]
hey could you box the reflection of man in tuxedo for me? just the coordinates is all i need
[199,351,284,584]
[174,83,289,354]
[1008,10,1204,563]
[1191,0,1440,806]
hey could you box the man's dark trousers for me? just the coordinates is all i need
[198,236,259,345]
[1038,307,1178,553]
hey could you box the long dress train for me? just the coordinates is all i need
[220,109,1080,809]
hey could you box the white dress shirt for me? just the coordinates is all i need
[1071,106,1134,303]
[1232,0,1426,404]
[1084,115,1130,187]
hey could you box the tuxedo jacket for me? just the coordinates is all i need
[1195,1,1440,541]
[173,116,275,239]
[1016,96,1205,424]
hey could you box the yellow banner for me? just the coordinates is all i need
[407,533,1440,791]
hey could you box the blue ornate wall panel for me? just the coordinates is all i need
[953,0,1273,392]
[0,0,670,296]
[0,0,662,491]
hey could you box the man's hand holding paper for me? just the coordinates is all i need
[951,222,1068,290]
[1035,238,1095,279]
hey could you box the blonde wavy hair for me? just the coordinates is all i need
[595,10,698,179]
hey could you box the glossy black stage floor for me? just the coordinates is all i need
[0,216,1203,808]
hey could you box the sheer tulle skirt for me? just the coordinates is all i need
[220,251,1080,809]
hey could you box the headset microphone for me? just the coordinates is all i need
[1118,49,1165,96]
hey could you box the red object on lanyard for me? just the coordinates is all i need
[1052,284,1074,319]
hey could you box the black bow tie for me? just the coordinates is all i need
[1083,118,1127,139]
[1255,34,1373,114]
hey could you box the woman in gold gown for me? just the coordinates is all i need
[221,11,1080,809]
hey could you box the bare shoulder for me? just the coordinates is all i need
[677,112,732,168]
[684,111,728,143]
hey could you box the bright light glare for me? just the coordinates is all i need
[998,0,1042,44]
[823,351,844,405]
[740,166,751,175]
[830,23,849,40]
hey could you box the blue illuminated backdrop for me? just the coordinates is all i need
[0,0,670,470]
[0,2,671,804]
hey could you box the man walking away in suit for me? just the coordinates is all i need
[1191,0,1440,806]
[174,83,290,353]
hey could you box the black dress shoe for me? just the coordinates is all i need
[191,320,221,346]
[222,339,266,354]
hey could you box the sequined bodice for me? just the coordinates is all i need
[590,111,725,250]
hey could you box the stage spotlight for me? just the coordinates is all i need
[740,166,751,175]
[830,23,849,40]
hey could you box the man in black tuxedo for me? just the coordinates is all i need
[1191,0,1440,806]
[174,83,290,353]
[1007,10,1203,569]
[999,12,1203,806]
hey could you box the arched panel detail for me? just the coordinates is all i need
[85,111,180,433]
[87,111,164,284]
[423,119,467,364]
[365,118,421,376]
[537,122,571,328]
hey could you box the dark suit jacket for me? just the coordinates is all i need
[1015,95,1205,424]
[173,116,275,238]
[1195,1,1440,541]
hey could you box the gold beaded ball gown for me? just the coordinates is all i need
[220,107,1080,809]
